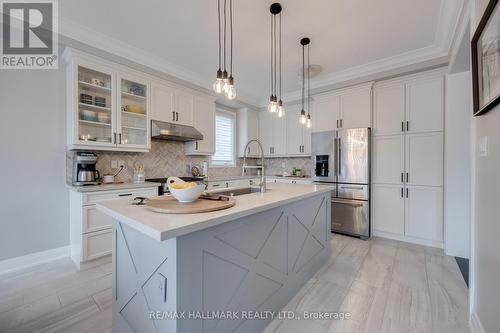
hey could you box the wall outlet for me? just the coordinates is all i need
[111,160,118,169]
[118,160,126,168]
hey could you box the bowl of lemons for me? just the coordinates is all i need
[167,177,205,203]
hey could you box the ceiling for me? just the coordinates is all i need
[59,0,464,107]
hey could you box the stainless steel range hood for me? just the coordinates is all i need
[151,120,203,142]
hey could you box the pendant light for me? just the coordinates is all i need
[299,38,310,125]
[306,38,312,128]
[277,8,284,118]
[268,3,282,114]
[213,0,236,99]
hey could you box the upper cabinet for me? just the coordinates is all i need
[185,96,215,156]
[286,104,311,156]
[373,69,444,136]
[237,108,260,158]
[150,83,194,127]
[312,82,372,132]
[64,49,150,152]
[258,110,286,157]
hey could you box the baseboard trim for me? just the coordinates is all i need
[470,311,485,333]
[372,230,444,248]
[0,246,70,276]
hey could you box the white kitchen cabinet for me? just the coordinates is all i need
[237,108,261,157]
[339,85,372,129]
[69,186,157,270]
[312,93,340,133]
[405,186,443,241]
[312,83,372,132]
[259,110,286,157]
[185,96,215,155]
[286,104,311,156]
[373,81,405,136]
[151,82,194,126]
[405,132,443,186]
[372,184,405,235]
[372,135,405,184]
[63,48,151,152]
[405,75,444,133]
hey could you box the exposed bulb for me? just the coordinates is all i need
[306,116,311,128]
[213,79,223,94]
[213,69,223,94]
[300,110,307,124]
[226,84,236,100]
[268,99,278,113]
[277,100,284,118]
[222,70,229,93]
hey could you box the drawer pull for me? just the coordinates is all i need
[118,193,133,197]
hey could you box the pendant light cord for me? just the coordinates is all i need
[279,13,282,101]
[302,44,305,111]
[223,0,227,72]
[307,43,310,115]
[270,14,274,98]
[217,0,221,69]
[229,0,233,76]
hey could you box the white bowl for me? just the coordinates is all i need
[169,184,205,203]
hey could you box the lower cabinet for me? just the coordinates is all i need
[69,186,157,269]
[405,186,443,241]
[372,184,405,235]
[372,183,443,246]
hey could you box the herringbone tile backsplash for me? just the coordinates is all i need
[66,141,310,183]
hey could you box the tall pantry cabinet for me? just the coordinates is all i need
[372,69,444,247]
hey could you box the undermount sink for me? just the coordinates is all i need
[209,187,269,197]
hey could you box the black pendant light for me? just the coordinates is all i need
[268,3,283,115]
[300,37,311,127]
[213,0,236,99]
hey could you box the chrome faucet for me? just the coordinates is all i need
[242,139,266,193]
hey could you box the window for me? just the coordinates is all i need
[211,110,236,166]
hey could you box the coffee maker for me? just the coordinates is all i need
[73,152,100,186]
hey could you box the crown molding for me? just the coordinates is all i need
[59,18,262,108]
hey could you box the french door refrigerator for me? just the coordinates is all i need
[312,128,371,239]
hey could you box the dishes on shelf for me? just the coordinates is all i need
[80,109,97,122]
[80,93,93,105]
[128,84,144,97]
[94,97,106,107]
[123,105,145,114]
[97,112,111,124]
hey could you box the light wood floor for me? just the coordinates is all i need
[0,235,469,333]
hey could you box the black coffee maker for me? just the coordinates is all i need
[73,152,100,186]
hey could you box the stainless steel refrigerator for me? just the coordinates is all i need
[311,128,371,239]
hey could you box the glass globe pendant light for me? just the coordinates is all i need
[213,0,236,100]
[299,37,312,126]
[268,3,282,113]
[213,0,223,94]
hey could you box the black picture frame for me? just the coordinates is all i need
[472,0,500,116]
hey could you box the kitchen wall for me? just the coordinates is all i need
[66,144,311,183]
[470,1,500,332]
[0,50,69,261]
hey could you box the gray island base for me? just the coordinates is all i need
[100,184,331,333]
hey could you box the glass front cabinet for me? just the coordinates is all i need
[64,49,151,152]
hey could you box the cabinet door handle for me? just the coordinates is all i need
[340,119,343,128]
[406,172,409,182]
[113,132,117,144]
[195,141,198,150]
[406,188,409,198]
[118,133,122,144]
[401,188,404,198]
[172,111,176,121]
[406,121,409,132]
[337,119,339,128]
[401,172,404,183]
[401,121,404,132]
[118,193,132,197]
[176,112,179,122]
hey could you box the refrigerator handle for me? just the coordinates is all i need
[338,137,342,175]
[333,137,338,176]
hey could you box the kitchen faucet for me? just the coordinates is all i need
[242,139,266,193]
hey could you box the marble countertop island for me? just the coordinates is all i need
[97,183,332,241]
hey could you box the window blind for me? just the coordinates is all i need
[212,112,235,165]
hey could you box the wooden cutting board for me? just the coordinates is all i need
[146,195,235,214]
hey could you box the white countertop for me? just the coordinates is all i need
[97,183,333,241]
[67,181,161,193]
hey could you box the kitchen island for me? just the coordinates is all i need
[97,183,332,333]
